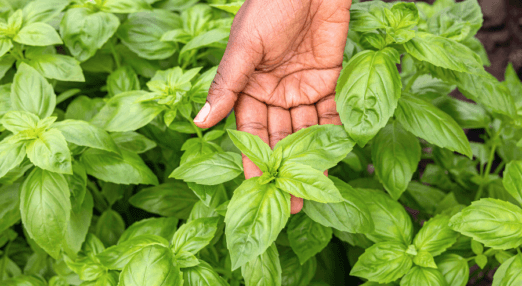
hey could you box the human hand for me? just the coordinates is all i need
[194,0,351,214]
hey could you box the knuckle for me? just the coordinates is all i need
[237,121,267,132]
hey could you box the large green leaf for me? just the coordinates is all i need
[13,22,62,46]
[225,178,290,270]
[336,48,402,146]
[20,168,71,259]
[184,261,229,286]
[26,128,72,174]
[227,129,272,172]
[493,253,522,286]
[400,266,447,286]
[287,213,332,264]
[413,215,458,256]
[53,120,120,154]
[106,66,141,97]
[372,121,420,200]
[242,243,281,286]
[63,191,93,259]
[503,160,522,207]
[95,209,125,247]
[435,254,469,286]
[395,94,472,158]
[279,247,317,286]
[171,217,219,255]
[0,183,21,234]
[26,54,85,82]
[118,217,179,244]
[170,152,243,185]
[0,137,26,179]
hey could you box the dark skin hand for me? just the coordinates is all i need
[194,0,352,214]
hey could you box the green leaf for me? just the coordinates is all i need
[101,0,151,13]
[179,28,229,57]
[187,182,227,207]
[400,266,447,286]
[287,212,332,264]
[20,168,70,259]
[358,189,413,245]
[110,132,156,154]
[171,217,219,255]
[427,0,483,40]
[0,39,13,59]
[0,183,21,234]
[118,217,179,244]
[303,176,373,233]
[348,2,390,32]
[449,198,522,249]
[413,251,437,268]
[351,242,412,284]
[67,162,87,211]
[403,32,483,75]
[279,246,317,286]
[170,152,243,185]
[276,163,343,203]
[129,181,199,219]
[209,2,244,15]
[242,243,281,286]
[403,182,446,215]
[13,22,62,46]
[475,254,487,269]
[1,111,39,133]
[414,215,458,256]
[95,209,125,247]
[274,125,355,171]
[60,8,120,62]
[107,66,140,97]
[227,129,272,172]
[184,260,229,286]
[63,190,93,259]
[26,54,85,82]
[174,250,199,268]
[408,74,456,101]
[11,63,55,119]
[335,48,402,146]
[53,120,120,154]
[80,149,158,185]
[493,253,522,286]
[22,0,69,25]
[117,10,181,60]
[97,235,169,270]
[435,254,469,286]
[225,178,290,270]
[90,91,165,132]
[395,94,472,158]
[503,160,522,207]
[432,96,489,129]
[26,128,72,174]
[119,245,183,286]
[0,137,26,179]
[372,121,420,200]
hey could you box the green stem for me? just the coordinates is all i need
[0,239,13,281]
[493,161,506,175]
[403,71,421,94]
[109,40,121,69]
[189,118,203,139]
[475,141,498,201]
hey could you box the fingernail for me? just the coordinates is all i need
[194,102,210,123]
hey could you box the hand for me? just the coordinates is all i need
[194,0,351,214]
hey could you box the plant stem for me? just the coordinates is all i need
[0,239,13,281]
[475,141,498,201]
[493,161,506,175]
[403,71,421,94]
[189,118,203,139]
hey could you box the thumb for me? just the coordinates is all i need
[194,39,261,129]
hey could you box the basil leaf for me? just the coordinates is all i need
[227,129,272,172]
[118,217,179,244]
[13,22,62,46]
[209,2,243,15]
[279,246,317,286]
[21,168,70,259]
[174,250,200,268]
[414,215,457,256]
[1,111,38,133]
[348,2,389,32]
[449,198,522,249]
[26,128,72,174]
[95,209,125,247]
[350,242,412,284]
[225,178,290,270]
[432,96,489,129]
[110,132,156,154]
[62,190,93,259]
[171,217,219,255]
[276,163,343,203]
[60,8,120,62]
[119,245,183,286]
[503,160,522,207]
[101,0,151,13]
[427,0,483,40]
[0,39,13,59]
[409,74,456,101]
[80,149,158,185]
[358,189,413,245]
[436,254,469,286]
[90,91,165,132]
[0,183,21,234]
[187,182,227,208]
[287,212,332,264]
[26,54,85,82]
[336,48,402,146]
[170,152,243,185]
[129,181,199,219]
[11,63,55,119]
[52,120,120,154]
[404,32,483,75]
[372,121,420,200]
[403,182,446,215]
[22,0,69,25]
[395,94,472,158]
[274,125,355,171]
[117,10,181,60]
[242,243,281,286]
[413,251,437,268]
[97,235,169,270]
[184,260,229,286]
[180,28,229,57]
[303,176,373,233]
[493,253,522,286]
[107,66,140,97]
[400,266,447,286]
[0,137,26,179]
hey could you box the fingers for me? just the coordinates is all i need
[290,105,319,132]
[267,106,292,149]
[235,94,269,180]
[194,29,262,129]
[316,95,342,125]
[290,195,304,215]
